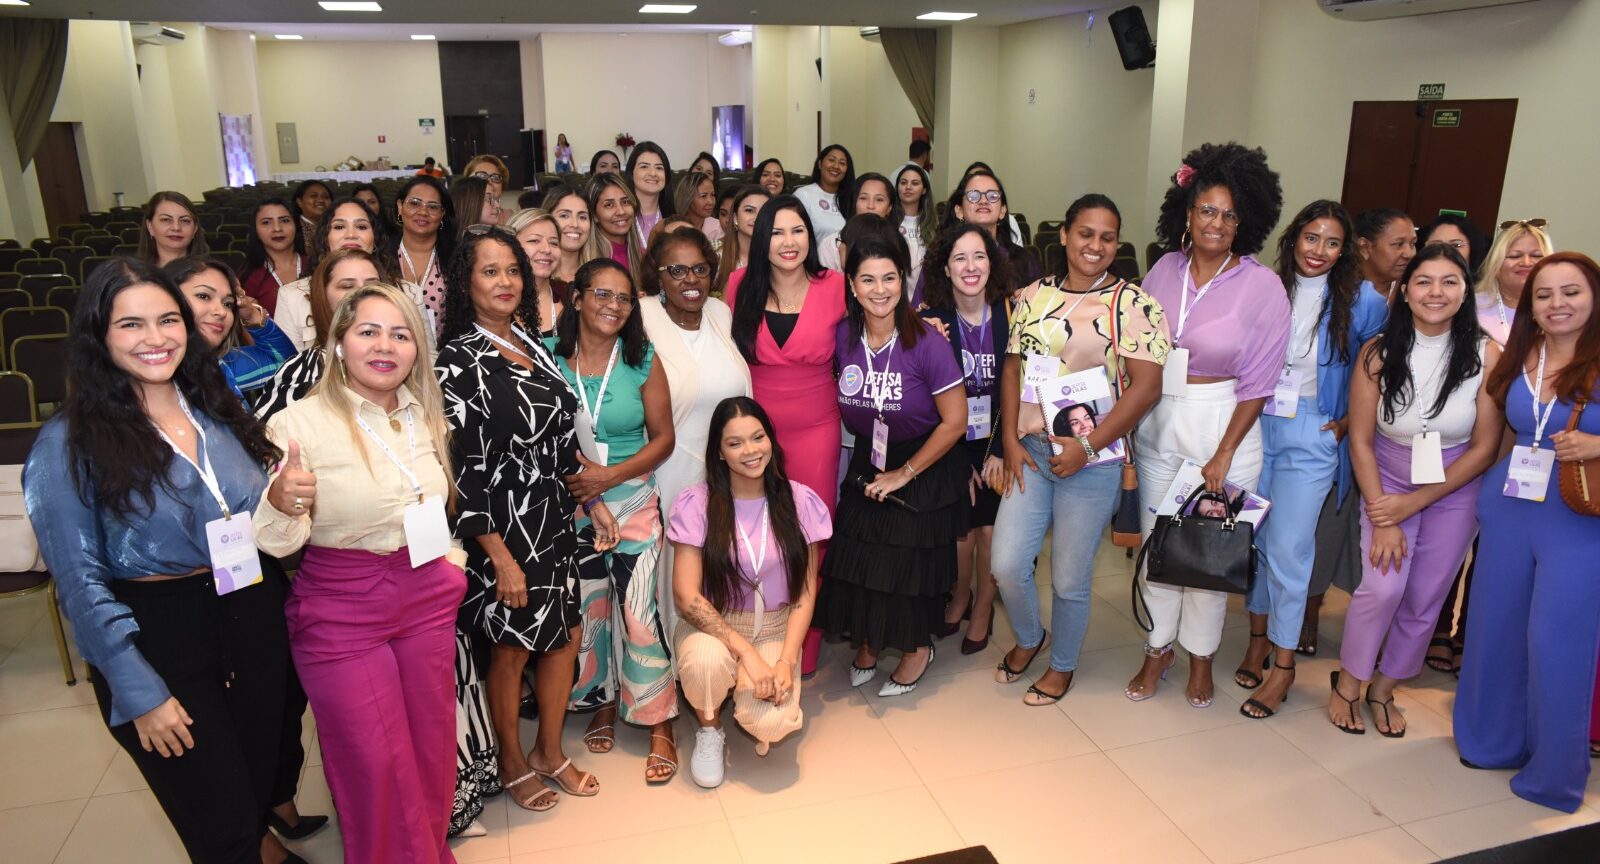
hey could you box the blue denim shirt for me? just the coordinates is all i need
[1318,281,1390,500]
[23,411,269,725]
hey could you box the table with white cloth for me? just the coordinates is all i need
[270,170,416,184]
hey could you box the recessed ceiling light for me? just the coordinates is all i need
[0,1,32,6]
[917,11,977,21]
[640,4,697,13]
[318,1,383,11]
[275,34,304,40]
[410,34,435,40]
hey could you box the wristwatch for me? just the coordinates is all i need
[1076,435,1097,461]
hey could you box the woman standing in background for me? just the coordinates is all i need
[627,142,675,244]
[793,144,854,240]
[392,175,457,336]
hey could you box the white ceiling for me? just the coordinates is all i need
[6,1,1113,33]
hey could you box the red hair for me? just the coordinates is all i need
[1487,251,1600,410]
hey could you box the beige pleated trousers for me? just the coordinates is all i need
[674,606,803,746]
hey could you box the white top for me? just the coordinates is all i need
[275,275,434,355]
[1377,330,1485,447]
[1475,292,1514,347]
[1287,273,1325,398]
[793,183,845,238]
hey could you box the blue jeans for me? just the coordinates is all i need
[991,435,1122,673]
[1246,398,1339,648]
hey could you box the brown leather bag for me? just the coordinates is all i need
[1558,402,1600,516]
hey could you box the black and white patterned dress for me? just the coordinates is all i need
[253,347,326,422]
[436,327,584,650]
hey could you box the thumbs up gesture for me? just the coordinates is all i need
[268,439,317,517]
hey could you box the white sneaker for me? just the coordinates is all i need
[691,726,726,788]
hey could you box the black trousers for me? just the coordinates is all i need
[90,559,289,864]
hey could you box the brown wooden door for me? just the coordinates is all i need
[32,122,89,239]
[1341,99,1517,230]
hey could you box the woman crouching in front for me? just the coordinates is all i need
[671,396,831,787]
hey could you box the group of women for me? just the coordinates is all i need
[26,138,1600,864]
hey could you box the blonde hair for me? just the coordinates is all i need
[1476,221,1554,301]
[463,154,509,180]
[309,248,383,347]
[506,207,558,236]
[308,282,456,508]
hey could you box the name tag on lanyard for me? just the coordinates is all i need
[1162,348,1190,397]
[1505,346,1558,502]
[871,418,889,471]
[1411,431,1446,485]
[206,516,263,595]
[1023,354,1059,403]
[404,496,451,566]
[1263,368,1303,419]
[966,395,991,440]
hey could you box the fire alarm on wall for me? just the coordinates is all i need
[378,135,387,143]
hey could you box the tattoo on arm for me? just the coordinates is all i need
[681,595,733,644]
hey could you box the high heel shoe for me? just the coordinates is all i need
[936,602,972,639]
[1125,643,1175,702]
[1186,652,1216,709]
[878,645,934,697]
[1240,661,1295,719]
[1233,631,1269,689]
[961,606,995,655]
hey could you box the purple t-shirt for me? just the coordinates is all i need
[834,320,965,441]
[666,480,833,611]
[1142,252,1291,401]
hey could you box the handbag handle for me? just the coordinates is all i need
[1171,483,1241,529]
[1106,281,1137,466]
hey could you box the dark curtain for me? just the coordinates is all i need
[878,28,937,135]
[0,19,68,170]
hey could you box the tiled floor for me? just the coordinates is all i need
[3,539,1596,863]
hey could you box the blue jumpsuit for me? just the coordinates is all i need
[1454,375,1600,813]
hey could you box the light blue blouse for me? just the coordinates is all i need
[23,411,269,725]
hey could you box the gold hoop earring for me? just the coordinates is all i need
[1181,227,1192,250]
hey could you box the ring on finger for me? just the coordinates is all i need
[293,496,304,511]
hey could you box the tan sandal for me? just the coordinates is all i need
[531,755,598,797]
[502,769,559,812]
[582,724,615,754]
[646,733,678,784]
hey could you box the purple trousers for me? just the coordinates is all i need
[1341,435,1480,681]
[286,546,466,864]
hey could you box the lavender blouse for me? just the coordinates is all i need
[667,480,833,610]
[1142,251,1291,401]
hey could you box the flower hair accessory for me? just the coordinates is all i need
[1174,164,1196,189]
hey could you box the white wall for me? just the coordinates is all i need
[933,25,999,199]
[256,40,446,174]
[997,6,1158,250]
[50,20,152,210]
[822,27,921,178]
[207,29,270,185]
[520,36,547,159]
[135,27,229,197]
[1249,0,1599,246]
[541,32,752,172]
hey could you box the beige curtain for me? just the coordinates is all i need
[879,28,937,136]
[0,19,68,170]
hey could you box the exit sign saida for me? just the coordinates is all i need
[1418,83,1446,101]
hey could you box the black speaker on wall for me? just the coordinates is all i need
[1109,6,1156,70]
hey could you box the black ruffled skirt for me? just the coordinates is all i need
[815,431,970,651]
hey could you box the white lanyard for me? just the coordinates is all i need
[861,335,897,419]
[1175,253,1233,344]
[1525,341,1558,449]
[353,406,424,502]
[268,255,302,289]
[153,394,231,519]
[475,323,566,383]
[736,501,770,633]
[401,246,437,285]
[1495,292,1511,336]
[574,340,620,434]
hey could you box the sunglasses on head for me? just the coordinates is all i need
[1500,218,1548,231]
[464,224,513,238]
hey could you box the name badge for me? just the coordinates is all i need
[1163,347,1190,397]
[1263,368,1303,418]
[1023,354,1059,403]
[966,395,992,440]
[1410,431,1446,485]
[871,418,889,471]
[574,409,609,465]
[205,516,263,596]
[404,495,452,567]
[1504,445,1554,502]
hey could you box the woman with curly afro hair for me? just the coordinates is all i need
[1126,142,1289,710]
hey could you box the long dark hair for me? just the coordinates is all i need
[1050,193,1123,282]
[1370,244,1483,424]
[730,195,825,363]
[243,197,304,273]
[689,150,721,186]
[1418,213,1490,275]
[391,175,457,264]
[844,232,921,349]
[1274,199,1362,364]
[944,169,1022,250]
[588,149,619,174]
[554,258,648,368]
[752,157,786,191]
[441,229,543,343]
[1154,142,1283,256]
[451,176,494,239]
[808,144,855,193]
[164,255,249,354]
[894,163,936,250]
[138,191,209,262]
[586,172,643,277]
[63,257,279,519]
[308,197,400,282]
[1487,252,1600,410]
[699,396,811,613]
[626,141,675,216]
[923,222,1011,310]
[839,172,903,225]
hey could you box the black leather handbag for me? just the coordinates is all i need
[1131,485,1258,631]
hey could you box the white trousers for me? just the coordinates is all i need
[1134,380,1265,656]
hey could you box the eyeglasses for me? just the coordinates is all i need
[1499,218,1548,230]
[585,288,636,308]
[402,197,444,214]
[472,171,505,185]
[657,263,711,280]
[964,190,1002,204]
[1195,204,1241,227]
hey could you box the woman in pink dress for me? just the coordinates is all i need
[726,195,846,676]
